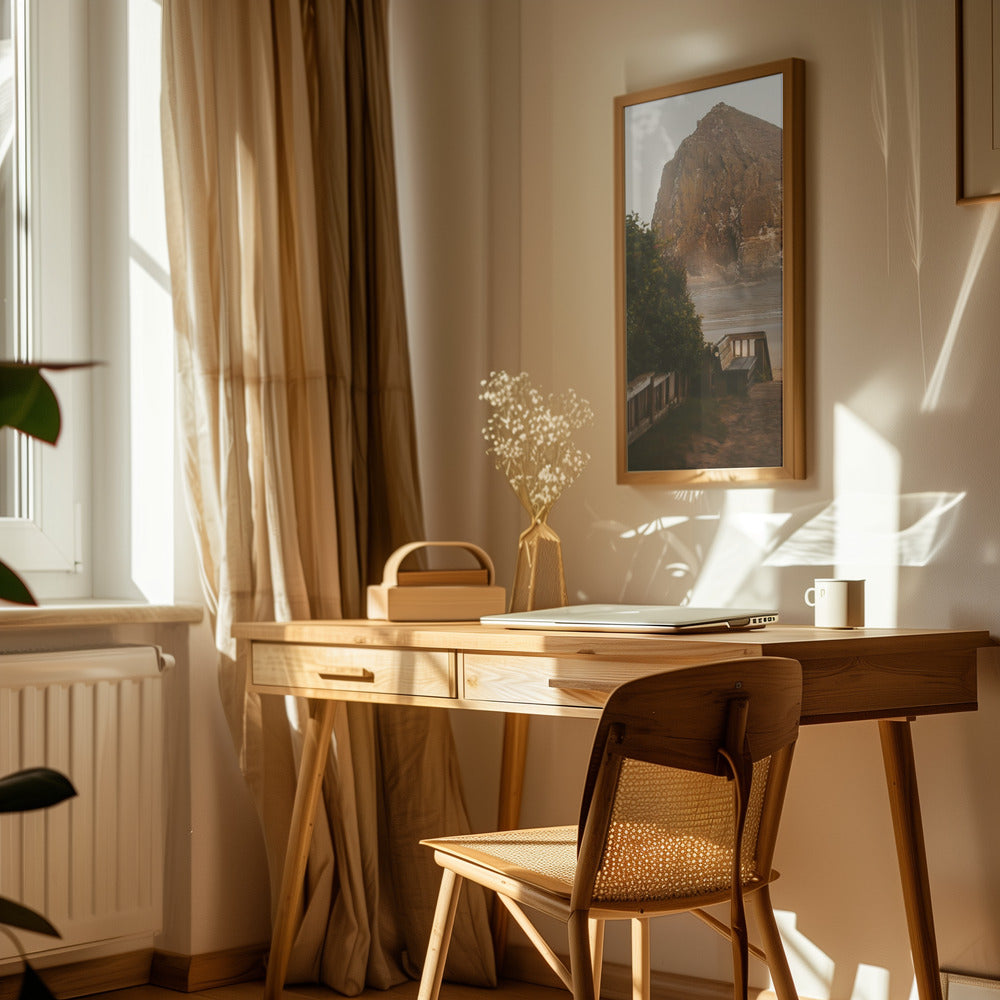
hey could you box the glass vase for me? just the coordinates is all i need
[509,518,567,612]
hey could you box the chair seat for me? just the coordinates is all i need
[421,823,774,909]
[422,825,578,897]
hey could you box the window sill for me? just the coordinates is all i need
[0,600,204,630]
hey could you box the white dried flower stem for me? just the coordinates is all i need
[479,370,593,522]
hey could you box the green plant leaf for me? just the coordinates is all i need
[0,768,76,813]
[0,365,61,444]
[0,560,36,606]
[0,361,98,444]
[19,961,58,1000]
[0,898,60,938]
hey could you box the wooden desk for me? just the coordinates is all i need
[233,620,990,1000]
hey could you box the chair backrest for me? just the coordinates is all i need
[572,656,802,910]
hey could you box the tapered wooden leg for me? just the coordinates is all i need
[568,910,597,1000]
[418,867,464,1000]
[749,885,798,1000]
[879,719,944,1000]
[590,918,606,999]
[631,918,650,1000]
[491,713,530,967]
[264,700,337,1000]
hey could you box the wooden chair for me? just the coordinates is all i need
[416,656,803,1000]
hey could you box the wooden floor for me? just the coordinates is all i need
[99,980,564,1000]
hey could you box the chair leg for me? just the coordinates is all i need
[631,918,650,1000]
[568,911,597,1000]
[749,886,798,1000]
[418,867,464,1000]
[589,918,605,998]
[732,914,749,1000]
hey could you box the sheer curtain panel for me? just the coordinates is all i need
[160,0,495,993]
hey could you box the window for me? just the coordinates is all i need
[0,0,91,600]
[0,1,181,605]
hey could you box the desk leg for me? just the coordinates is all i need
[491,713,530,968]
[878,719,944,1000]
[264,699,337,1000]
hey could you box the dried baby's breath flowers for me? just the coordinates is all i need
[479,370,593,522]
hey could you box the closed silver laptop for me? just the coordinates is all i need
[481,603,778,634]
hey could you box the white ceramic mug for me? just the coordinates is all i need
[804,578,865,628]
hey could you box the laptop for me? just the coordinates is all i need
[481,603,779,634]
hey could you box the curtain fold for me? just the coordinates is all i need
[160,0,495,993]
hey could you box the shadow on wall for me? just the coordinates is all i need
[580,485,964,616]
[586,391,962,629]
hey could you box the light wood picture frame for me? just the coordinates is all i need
[615,58,805,485]
[956,0,1000,203]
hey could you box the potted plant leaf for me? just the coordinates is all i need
[0,361,92,605]
[0,767,76,1000]
[0,361,85,998]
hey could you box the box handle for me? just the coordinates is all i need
[380,541,496,586]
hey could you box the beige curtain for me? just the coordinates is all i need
[160,0,495,993]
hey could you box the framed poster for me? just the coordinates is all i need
[615,58,805,484]
[956,0,1000,203]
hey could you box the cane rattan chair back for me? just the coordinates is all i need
[417,656,803,1000]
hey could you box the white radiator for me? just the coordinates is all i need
[0,646,168,959]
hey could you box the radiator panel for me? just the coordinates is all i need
[0,647,164,959]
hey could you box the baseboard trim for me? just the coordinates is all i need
[0,943,269,998]
[0,939,772,999]
[0,949,153,1000]
[150,943,268,993]
[503,942,768,1000]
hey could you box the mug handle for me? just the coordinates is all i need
[804,586,816,607]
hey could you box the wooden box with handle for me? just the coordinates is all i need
[366,541,507,621]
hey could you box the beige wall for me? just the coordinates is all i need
[391,1,1000,998]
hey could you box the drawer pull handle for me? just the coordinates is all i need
[317,668,375,683]
[547,677,617,694]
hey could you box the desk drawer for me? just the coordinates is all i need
[253,643,456,698]
[463,654,656,710]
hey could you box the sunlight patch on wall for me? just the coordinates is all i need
[922,204,999,412]
[771,912,894,1000]
[619,515,690,538]
[686,489,783,606]
[613,486,964,610]
[851,964,891,1000]
[774,909,835,1000]
[611,403,962,619]
[128,0,174,602]
[832,404,899,626]
[763,492,964,570]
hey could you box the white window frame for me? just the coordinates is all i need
[0,0,91,600]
